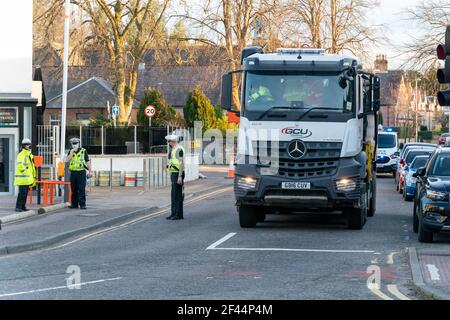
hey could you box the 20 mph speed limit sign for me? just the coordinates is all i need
[145,105,157,119]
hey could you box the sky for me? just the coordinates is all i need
[368,0,423,69]
[0,0,425,70]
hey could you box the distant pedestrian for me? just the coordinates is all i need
[14,138,36,212]
[66,138,92,210]
[165,135,185,221]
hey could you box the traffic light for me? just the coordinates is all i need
[437,26,450,106]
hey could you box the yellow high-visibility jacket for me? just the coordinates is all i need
[14,149,36,187]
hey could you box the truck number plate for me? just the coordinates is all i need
[282,182,311,190]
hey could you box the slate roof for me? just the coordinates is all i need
[46,77,116,109]
[41,65,225,109]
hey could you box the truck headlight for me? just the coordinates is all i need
[236,176,257,190]
[426,190,448,201]
[336,178,357,192]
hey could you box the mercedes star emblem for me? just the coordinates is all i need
[288,140,307,160]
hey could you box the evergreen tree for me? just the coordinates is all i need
[137,87,176,127]
[184,86,217,129]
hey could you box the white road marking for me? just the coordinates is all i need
[207,234,374,253]
[206,233,237,250]
[210,247,374,253]
[368,287,394,300]
[50,187,233,250]
[387,252,398,265]
[0,277,122,298]
[387,285,411,300]
[426,264,441,281]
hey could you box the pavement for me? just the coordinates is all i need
[2,170,450,299]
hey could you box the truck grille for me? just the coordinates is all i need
[255,141,342,179]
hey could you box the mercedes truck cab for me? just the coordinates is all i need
[220,47,381,230]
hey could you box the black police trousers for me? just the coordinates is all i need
[170,173,184,219]
[16,185,30,210]
[70,170,86,208]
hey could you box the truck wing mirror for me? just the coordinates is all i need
[372,76,381,112]
[221,73,233,111]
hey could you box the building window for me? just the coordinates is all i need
[76,113,90,121]
[49,113,61,126]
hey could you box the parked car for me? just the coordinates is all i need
[413,147,450,242]
[403,155,430,201]
[398,148,436,193]
[395,143,437,187]
[438,133,450,145]
[376,131,399,176]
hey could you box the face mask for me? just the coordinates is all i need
[72,144,80,151]
[24,145,31,150]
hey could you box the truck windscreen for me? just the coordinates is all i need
[244,71,354,121]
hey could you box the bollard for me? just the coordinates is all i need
[143,159,149,192]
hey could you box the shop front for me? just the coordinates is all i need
[0,96,37,195]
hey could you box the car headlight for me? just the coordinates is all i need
[426,190,448,201]
[390,154,399,159]
[336,178,357,192]
[407,176,416,185]
[236,176,257,190]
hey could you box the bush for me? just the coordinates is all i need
[137,87,176,127]
[418,131,433,140]
[89,113,112,127]
[184,86,217,129]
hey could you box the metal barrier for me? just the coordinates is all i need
[88,155,199,190]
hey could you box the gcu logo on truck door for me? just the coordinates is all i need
[281,127,312,138]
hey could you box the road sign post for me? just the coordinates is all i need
[145,105,157,153]
[111,104,119,127]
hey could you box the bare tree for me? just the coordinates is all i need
[77,0,170,124]
[284,0,380,60]
[402,0,450,70]
[175,0,278,110]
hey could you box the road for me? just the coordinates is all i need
[1,175,450,300]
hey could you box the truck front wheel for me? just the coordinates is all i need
[239,206,258,228]
[346,191,368,230]
[256,210,266,223]
[346,207,367,230]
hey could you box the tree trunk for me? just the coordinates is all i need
[331,0,337,53]
[125,64,139,124]
[115,40,128,124]
[223,0,241,111]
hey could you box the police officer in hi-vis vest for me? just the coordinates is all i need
[165,135,185,221]
[66,138,92,210]
[14,138,36,212]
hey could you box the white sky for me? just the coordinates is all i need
[368,0,423,69]
[0,0,425,70]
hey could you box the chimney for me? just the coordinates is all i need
[374,54,388,72]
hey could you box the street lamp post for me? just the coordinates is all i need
[415,78,421,142]
[60,0,71,160]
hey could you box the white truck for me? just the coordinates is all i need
[220,47,380,230]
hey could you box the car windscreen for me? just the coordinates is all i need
[411,157,428,169]
[432,154,450,176]
[378,134,396,149]
[406,151,433,164]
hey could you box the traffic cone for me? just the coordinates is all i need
[225,159,235,179]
